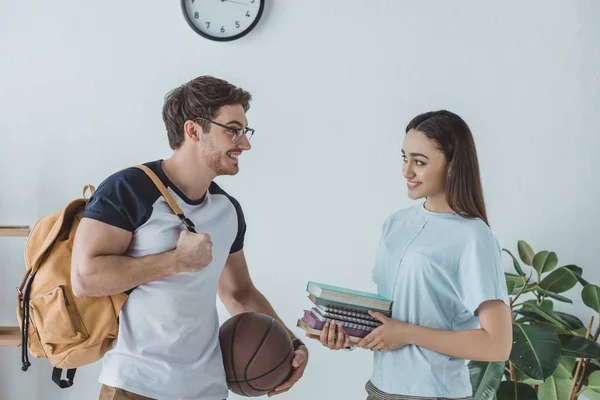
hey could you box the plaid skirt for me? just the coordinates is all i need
[365,381,472,400]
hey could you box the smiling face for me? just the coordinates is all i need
[401,129,449,201]
[197,104,251,176]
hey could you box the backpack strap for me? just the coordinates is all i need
[132,165,196,233]
[21,164,197,387]
[52,367,76,388]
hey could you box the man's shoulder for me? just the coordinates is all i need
[209,181,243,210]
[99,161,160,190]
[83,161,164,232]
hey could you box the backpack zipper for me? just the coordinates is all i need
[58,285,70,306]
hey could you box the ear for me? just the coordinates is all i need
[183,120,201,142]
[446,161,454,178]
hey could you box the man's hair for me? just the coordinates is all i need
[162,76,252,149]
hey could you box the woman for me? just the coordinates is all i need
[308,110,512,400]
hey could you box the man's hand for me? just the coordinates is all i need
[356,311,412,352]
[174,230,213,273]
[268,346,308,397]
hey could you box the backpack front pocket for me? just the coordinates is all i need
[29,285,89,354]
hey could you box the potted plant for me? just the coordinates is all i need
[469,241,600,400]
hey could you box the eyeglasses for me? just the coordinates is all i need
[193,116,255,144]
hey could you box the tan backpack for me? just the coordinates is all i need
[16,165,195,388]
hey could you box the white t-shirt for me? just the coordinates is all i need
[84,160,245,400]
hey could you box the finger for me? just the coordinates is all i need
[292,352,306,368]
[357,333,374,348]
[319,323,329,345]
[373,341,386,351]
[365,337,380,350]
[335,323,345,349]
[274,377,297,393]
[368,310,387,323]
[306,333,320,341]
[327,321,336,347]
[343,332,351,348]
[268,387,291,397]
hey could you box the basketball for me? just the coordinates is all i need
[219,312,295,397]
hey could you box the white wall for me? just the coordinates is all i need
[1,1,599,399]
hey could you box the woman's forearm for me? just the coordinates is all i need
[407,324,511,362]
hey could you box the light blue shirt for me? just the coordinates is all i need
[370,202,509,398]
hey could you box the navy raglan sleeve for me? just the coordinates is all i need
[229,197,246,254]
[83,168,156,232]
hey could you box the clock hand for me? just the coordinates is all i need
[221,0,248,5]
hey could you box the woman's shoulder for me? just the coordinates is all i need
[456,217,501,257]
[459,216,496,237]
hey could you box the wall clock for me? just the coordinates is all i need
[181,0,264,42]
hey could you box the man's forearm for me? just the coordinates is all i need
[72,250,179,297]
[408,324,510,362]
[224,288,298,340]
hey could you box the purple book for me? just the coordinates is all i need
[302,310,374,338]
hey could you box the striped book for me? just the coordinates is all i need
[301,309,374,338]
[311,306,381,328]
[310,297,385,321]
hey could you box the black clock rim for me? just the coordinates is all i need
[180,0,265,42]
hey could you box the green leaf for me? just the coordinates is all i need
[514,364,543,385]
[537,376,572,400]
[522,283,538,294]
[564,264,589,286]
[539,267,579,293]
[524,299,554,311]
[513,311,573,336]
[553,312,585,331]
[468,361,504,400]
[510,323,561,380]
[559,335,600,358]
[582,284,600,314]
[522,284,538,293]
[583,388,600,400]
[496,381,538,400]
[503,248,527,277]
[536,287,572,304]
[533,250,558,275]
[518,241,535,266]
[516,303,570,330]
[505,273,537,296]
[513,310,548,326]
[564,264,583,276]
[553,357,576,379]
[505,273,527,296]
[581,371,600,400]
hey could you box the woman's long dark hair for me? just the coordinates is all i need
[405,110,489,226]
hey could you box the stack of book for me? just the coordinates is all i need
[297,281,393,344]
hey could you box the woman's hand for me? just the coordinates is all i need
[356,311,412,352]
[305,321,352,350]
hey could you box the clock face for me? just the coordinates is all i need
[181,0,264,42]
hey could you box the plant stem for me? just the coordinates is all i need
[510,361,516,381]
[509,296,516,382]
[510,275,532,307]
[569,316,594,400]
[574,322,600,396]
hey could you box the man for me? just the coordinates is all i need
[71,76,308,400]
